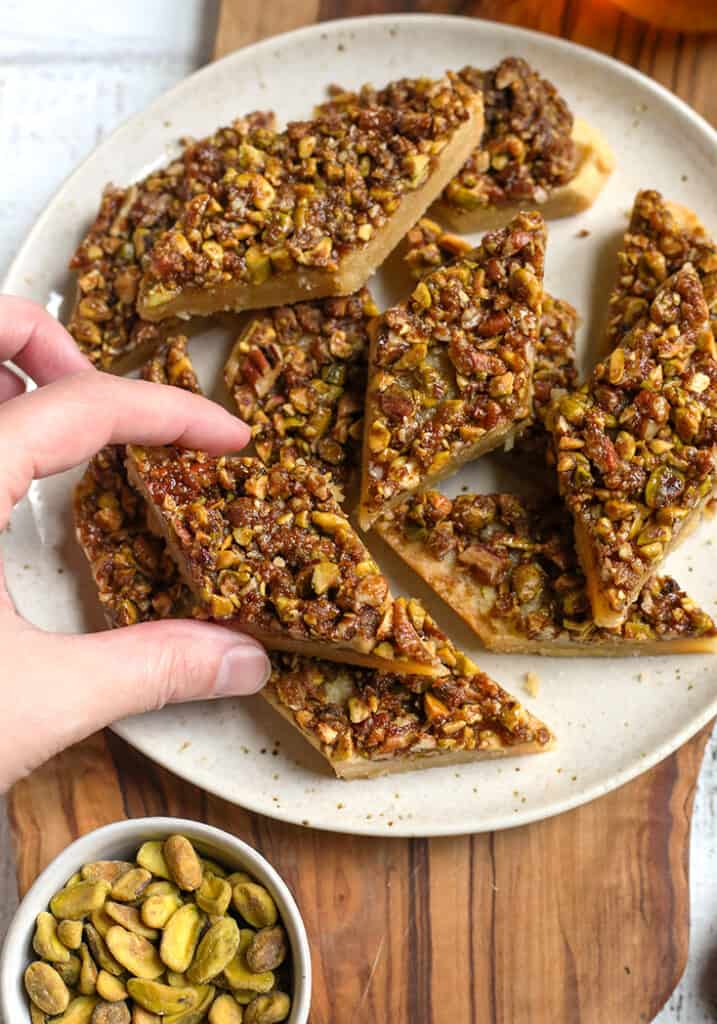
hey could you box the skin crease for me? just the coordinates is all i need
[0,296,271,791]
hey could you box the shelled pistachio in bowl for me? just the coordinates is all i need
[22,834,293,1024]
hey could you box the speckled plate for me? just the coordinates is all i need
[4,14,717,836]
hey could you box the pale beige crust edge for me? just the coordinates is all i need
[431,117,615,233]
[137,95,485,322]
[665,200,705,235]
[377,522,717,656]
[229,627,444,677]
[262,687,554,780]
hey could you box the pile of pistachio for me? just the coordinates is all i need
[23,835,292,1024]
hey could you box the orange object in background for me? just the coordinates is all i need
[610,0,717,32]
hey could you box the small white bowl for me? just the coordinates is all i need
[0,817,311,1023]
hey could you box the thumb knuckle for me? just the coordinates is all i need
[144,631,216,710]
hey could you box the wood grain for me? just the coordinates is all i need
[9,2,717,1021]
[9,725,712,1022]
[213,0,320,56]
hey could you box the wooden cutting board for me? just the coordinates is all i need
[10,3,717,1021]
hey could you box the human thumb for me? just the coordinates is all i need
[1,617,271,789]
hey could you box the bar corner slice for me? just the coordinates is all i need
[358,210,546,530]
[549,263,717,628]
[377,489,717,656]
[432,58,614,233]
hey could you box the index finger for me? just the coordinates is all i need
[0,370,250,526]
[0,296,92,384]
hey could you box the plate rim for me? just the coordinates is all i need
[5,11,717,836]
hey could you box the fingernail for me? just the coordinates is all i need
[215,644,271,697]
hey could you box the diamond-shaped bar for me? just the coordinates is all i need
[266,622,554,779]
[136,73,484,322]
[68,112,276,371]
[605,189,717,355]
[75,452,553,778]
[403,216,578,461]
[358,211,546,531]
[125,444,445,676]
[431,58,614,232]
[548,264,717,628]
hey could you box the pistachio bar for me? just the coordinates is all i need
[358,211,546,531]
[136,74,484,322]
[404,216,579,459]
[68,112,276,371]
[76,454,553,777]
[125,445,445,675]
[266,617,553,779]
[548,264,717,628]
[606,189,717,353]
[224,289,378,494]
[74,445,196,627]
[74,336,202,625]
[377,489,716,655]
[431,58,614,232]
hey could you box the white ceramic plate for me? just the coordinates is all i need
[4,14,717,837]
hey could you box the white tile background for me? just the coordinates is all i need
[1,2,716,1019]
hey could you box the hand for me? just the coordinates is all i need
[0,297,271,791]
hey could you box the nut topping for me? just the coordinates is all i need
[442,59,578,214]
[140,335,202,393]
[403,217,578,460]
[377,489,717,654]
[124,445,442,675]
[224,289,378,492]
[607,189,717,353]
[547,264,717,627]
[73,443,551,774]
[67,111,276,370]
[73,341,203,627]
[267,610,553,773]
[359,211,546,530]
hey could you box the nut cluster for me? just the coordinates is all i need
[23,835,291,1024]
[224,290,378,490]
[607,189,717,351]
[74,446,192,629]
[138,74,478,313]
[441,58,578,212]
[518,292,579,458]
[68,112,276,369]
[125,445,440,671]
[141,336,202,393]
[403,216,473,278]
[380,489,716,648]
[360,210,545,527]
[548,264,717,619]
[268,611,551,764]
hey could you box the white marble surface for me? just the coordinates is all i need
[0,3,716,1020]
